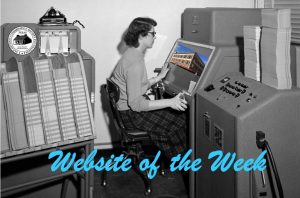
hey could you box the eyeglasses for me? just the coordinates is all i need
[148,31,156,37]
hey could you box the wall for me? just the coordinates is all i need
[1,0,254,149]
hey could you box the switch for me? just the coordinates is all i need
[220,77,230,83]
[204,84,215,92]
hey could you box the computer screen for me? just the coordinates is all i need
[163,39,215,95]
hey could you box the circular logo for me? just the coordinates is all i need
[8,26,37,55]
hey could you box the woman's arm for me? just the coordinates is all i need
[127,62,186,112]
[127,65,150,112]
[147,93,187,111]
[148,64,170,88]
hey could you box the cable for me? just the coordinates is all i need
[264,141,284,198]
[256,131,284,198]
[72,20,85,28]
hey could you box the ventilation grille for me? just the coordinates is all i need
[203,113,211,139]
[214,125,223,149]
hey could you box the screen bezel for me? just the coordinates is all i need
[162,39,215,96]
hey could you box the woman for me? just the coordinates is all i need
[110,17,187,159]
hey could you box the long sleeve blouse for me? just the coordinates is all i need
[110,47,150,112]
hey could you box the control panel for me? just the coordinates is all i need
[201,72,276,110]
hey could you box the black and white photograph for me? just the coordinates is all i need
[1,0,300,198]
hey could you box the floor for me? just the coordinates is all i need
[93,149,189,198]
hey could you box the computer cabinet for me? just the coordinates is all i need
[1,17,96,198]
[1,138,94,198]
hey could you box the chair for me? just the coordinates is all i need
[102,78,165,195]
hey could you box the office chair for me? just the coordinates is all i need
[102,78,165,195]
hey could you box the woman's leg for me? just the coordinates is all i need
[120,109,187,159]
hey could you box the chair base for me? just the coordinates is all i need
[101,144,153,195]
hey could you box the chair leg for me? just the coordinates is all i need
[102,145,153,195]
[140,148,166,177]
[127,144,152,195]
[160,160,166,176]
[101,170,107,187]
[136,146,153,195]
[102,151,127,187]
[132,158,152,196]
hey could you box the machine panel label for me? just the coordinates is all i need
[8,26,37,55]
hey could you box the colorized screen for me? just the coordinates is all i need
[170,43,210,76]
[163,39,214,95]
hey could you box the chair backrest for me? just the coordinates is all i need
[106,78,126,131]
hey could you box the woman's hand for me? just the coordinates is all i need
[169,93,188,111]
[157,63,170,81]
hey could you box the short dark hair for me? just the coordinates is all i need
[124,17,157,48]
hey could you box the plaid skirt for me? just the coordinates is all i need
[119,108,187,159]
